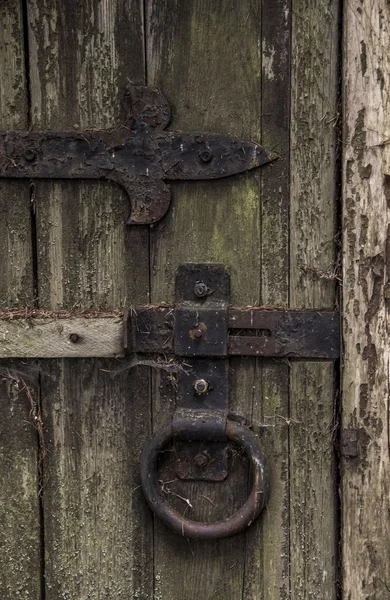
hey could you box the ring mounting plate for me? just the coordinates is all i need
[173,265,230,481]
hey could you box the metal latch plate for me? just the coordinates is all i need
[173,265,230,481]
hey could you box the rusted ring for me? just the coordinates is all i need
[140,420,269,539]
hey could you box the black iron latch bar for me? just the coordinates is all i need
[124,305,340,359]
[0,86,277,225]
[126,264,340,484]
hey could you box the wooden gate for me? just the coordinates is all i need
[0,1,389,599]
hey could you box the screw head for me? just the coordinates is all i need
[193,328,203,340]
[193,378,209,395]
[24,149,36,162]
[199,149,213,163]
[69,333,80,343]
[193,281,209,298]
[193,452,208,469]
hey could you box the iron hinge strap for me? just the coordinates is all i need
[0,86,276,225]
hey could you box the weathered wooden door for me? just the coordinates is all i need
[2,1,386,599]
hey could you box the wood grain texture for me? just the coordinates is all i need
[0,360,41,600]
[147,0,262,305]
[41,359,151,600]
[290,1,339,599]
[0,1,33,310]
[342,2,390,598]
[0,317,123,358]
[244,2,291,598]
[290,363,337,598]
[290,0,339,310]
[27,1,153,598]
[243,360,290,600]
[0,3,41,599]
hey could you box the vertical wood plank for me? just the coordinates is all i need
[147,0,262,305]
[0,2,41,599]
[0,360,41,600]
[0,1,32,310]
[290,363,336,597]
[290,1,340,599]
[342,3,390,598]
[41,359,151,600]
[27,1,153,597]
[243,361,290,600]
[244,2,291,599]
[147,1,262,598]
[290,0,339,309]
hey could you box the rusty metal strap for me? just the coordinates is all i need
[124,306,340,359]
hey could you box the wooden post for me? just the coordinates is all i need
[343,2,390,598]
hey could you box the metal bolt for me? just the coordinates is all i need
[194,281,209,298]
[69,333,80,343]
[193,378,209,395]
[189,323,207,342]
[24,149,37,162]
[193,452,208,469]
[199,149,213,163]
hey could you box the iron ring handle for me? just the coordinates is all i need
[140,419,269,539]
